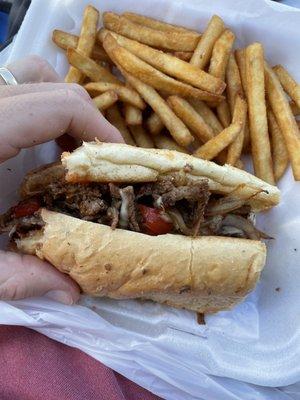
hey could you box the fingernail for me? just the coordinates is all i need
[45,290,74,305]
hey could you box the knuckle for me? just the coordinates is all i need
[68,83,90,100]
[27,54,56,81]
[64,88,83,103]
[0,281,18,300]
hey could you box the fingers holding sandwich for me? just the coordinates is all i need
[0,88,123,162]
[0,250,80,304]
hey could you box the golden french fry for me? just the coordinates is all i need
[208,30,235,81]
[168,96,214,143]
[267,107,289,182]
[226,56,246,164]
[102,34,223,103]
[234,49,251,151]
[210,31,236,130]
[246,44,274,184]
[122,12,200,36]
[129,125,154,148]
[265,62,300,180]
[84,82,145,109]
[65,5,99,83]
[52,30,110,62]
[106,104,136,146]
[235,49,248,97]
[290,100,300,116]
[120,71,194,147]
[227,95,247,165]
[146,113,164,135]
[190,15,225,68]
[103,12,199,51]
[98,29,225,94]
[226,53,242,115]
[273,65,300,110]
[216,100,231,128]
[153,134,188,153]
[93,90,118,111]
[189,99,223,134]
[194,123,242,160]
[67,48,120,84]
[170,51,193,62]
[124,104,143,125]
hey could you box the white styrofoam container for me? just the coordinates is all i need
[1,0,300,399]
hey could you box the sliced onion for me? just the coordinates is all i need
[201,215,224,232]
[207,185,266,216]
[206,197,246,216]
[166,209,193,236]
[221,214,272,240]
[218,226,247,238]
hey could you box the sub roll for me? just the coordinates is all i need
[0,142,280,313]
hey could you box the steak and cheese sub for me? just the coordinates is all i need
[0,142,280,313]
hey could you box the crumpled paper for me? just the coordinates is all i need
[0,0,300,399]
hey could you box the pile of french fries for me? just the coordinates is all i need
[52,5,300,185]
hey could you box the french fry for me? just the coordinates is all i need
[67,48,120,84]
[93,90,118,111]
[189,99,223,134]
[122,12,200,36]
[98,29,225,94]
[190,15,225,68]
[106,104,136,146]
[170,51,193,62]
[290,100,300,116]
[102,34,224,103]
[65,5,99,83]
[103,12,199,51]
[226,53,242,115]
[168,96,214,143]
[194,123,242,160]
[234,49,251,150]
[267,107,289,182]
[129,125,154,148]
[216,101,231,128]
[84,82,145,109]
[124,104,143,125]
[227,95,247,165]
[52,30,110,62]
[120,71,194,147]
[246,43,274,184]
[146,112,164,135]
[265,62,300,180]
[208,30,235,80]
[226,55,247,164]
[209,31,235,132]
[273,65,300,110]
[235,48,248,97]
[153,134,188,153]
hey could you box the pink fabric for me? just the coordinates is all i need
[0,325,162,400]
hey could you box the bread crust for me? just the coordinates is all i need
[17,209,266,313]
[61,142,280,212]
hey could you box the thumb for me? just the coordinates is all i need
[0,250,80,304]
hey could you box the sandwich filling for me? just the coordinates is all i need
[0,169,269,240]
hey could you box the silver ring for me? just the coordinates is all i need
[0,67,18,85]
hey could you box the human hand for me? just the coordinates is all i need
[0,56,123,304]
